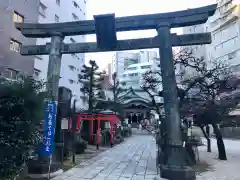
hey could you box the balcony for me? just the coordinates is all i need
[220,0,237,14]
[39,2,47,17]
[211,4,240,31]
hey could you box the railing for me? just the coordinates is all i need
[211,4,240,31]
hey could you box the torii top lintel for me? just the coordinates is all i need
[16,4,217,38]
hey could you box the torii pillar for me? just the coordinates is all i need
[157,24,195,179]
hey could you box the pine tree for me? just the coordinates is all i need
[78,60,104,112]
[110,72,126,103]
[107,72,126,121]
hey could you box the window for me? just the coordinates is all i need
[141,65,151,69]
[70,37,76,43]
[72,13,79,21]
[39,2,47,17]
[228,51,237,60]
[214,44,222,52]
[55,15,59,22]
[129,73,138,77]
[222,38,235,49]
[13,11,24,23]
[34,69,41,79]
[18,74,24,81]
[69,65,76,71]
[73,1,79,8]
[69,79,75,84]
[4,69,19,80]
[56,0,60,6]
[124,58,138,67]
[10,39,21,53]
[127,67,137,70]
[127,80,139,84]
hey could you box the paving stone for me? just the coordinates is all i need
[52,136,240,180]
[65,176,81,180]
[145,174,157,179]
[112,169,124,175]
[105,175,121,180]
[92,177,106,180]
[131,175,145,180]
[118,177,131,180]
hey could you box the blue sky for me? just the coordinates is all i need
[85,0,215,70]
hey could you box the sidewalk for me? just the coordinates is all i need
[51,136,240,180]
[52,135,159,180]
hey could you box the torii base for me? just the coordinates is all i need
[160,165,196,180]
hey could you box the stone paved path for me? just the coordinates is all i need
[52,133,240,180]
[52,135,159,180]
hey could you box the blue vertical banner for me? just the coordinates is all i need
[39,100,57,157]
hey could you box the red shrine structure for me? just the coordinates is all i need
[72,112,120,147]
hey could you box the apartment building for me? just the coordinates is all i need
[110,50,158,82]
[206,0,240,69]
[34,0,87,106]
[0,0,39,79]
[0,0,87,108]
[182,0,240,74]
[119,60,160,89]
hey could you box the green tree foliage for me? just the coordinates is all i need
[78,60,104,112]
[0,78,45,179]
[94,72,126,121]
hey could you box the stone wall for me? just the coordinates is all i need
[191,125,240,139]
[220,127,240,139]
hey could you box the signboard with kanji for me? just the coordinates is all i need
[39,100,57,157]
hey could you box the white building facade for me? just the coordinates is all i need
[206,0,240,69]
[182,0,240,72]
[110,50,158,82]
[111,52,139,81]
[34,0,87,108]
[120,60,160,89]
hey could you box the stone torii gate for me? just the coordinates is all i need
[16,4,216,180]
